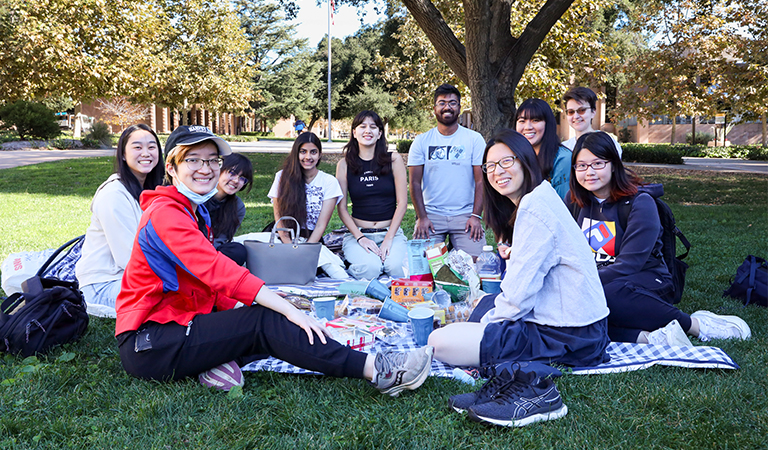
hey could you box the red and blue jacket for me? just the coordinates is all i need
[115,186,264,336]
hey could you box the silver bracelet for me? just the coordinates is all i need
[470,213,483,220]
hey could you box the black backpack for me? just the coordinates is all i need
[569,183,691,304]
[723,255,768,307]
[0,238,89,357]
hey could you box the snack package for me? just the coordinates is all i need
[406,239,440,281]
[444,301,473,324]
[325,327,375,350]
[373,321,410,345]
[425,242,447,276]
[390,279,433,305]
[336,295,383,316]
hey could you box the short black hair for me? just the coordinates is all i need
[433,84,461,104]
[563,87,597,111]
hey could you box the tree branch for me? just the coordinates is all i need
[400,0,468,83]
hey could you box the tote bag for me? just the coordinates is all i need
[244,216,321,285]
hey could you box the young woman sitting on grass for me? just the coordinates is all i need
[335,110,408,280]
[203,153,253,266]
[75,124,164,318]
[514,98,572,199]
[568,131,751,345]
[115,125,433,394]
[267,132,348,279]
[428,129,611,369]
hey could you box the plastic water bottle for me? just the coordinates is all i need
[476,245,501,281]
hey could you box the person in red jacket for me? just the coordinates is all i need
[115,125,432,395]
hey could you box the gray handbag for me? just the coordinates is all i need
[243,216,321,285]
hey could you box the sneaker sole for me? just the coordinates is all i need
[692,311,752,340]
[380,347,434,397]
[468,404,568,427]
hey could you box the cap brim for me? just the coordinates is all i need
[167,135,232,158]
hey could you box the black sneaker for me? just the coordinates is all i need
[448,366,515,413]
[372,346,433,397]
[467,370,568,427]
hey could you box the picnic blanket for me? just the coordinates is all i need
[242,330,739,377]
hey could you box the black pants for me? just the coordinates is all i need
[118,305,368,381]
[603,269,692,342]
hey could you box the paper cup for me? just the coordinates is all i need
[408,307,435,347]
[378,297,409,322]
[482,279,502,294]
[313,297,336,321]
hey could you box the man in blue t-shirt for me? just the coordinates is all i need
[408,84,486,258]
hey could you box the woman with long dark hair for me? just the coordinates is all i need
[515,98,572,199]
[76,124,164,317]
[115,125,433,394]
[568,131,751,344]
[267,132,347,278]
[429,129,610,371]
[204,153,253,266]
[335,110,408,280]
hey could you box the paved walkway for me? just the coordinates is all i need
[1,140,766,173]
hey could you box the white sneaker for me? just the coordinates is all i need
[647,320,694,347]
[691,310,751,341]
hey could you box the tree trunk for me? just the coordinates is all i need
[400,0,575,140]
[670,119,676,144]
[691,116,696,144]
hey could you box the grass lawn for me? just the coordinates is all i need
[1,155,767,449]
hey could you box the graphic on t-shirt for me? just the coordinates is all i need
[581,219,616,263]
[305,184,324,230]
[360,170,378,187]
[428,145,466,161]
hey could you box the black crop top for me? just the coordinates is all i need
[347,158,396,222]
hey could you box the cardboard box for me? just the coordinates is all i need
[391,279,433,304]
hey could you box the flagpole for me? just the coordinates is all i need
[327,0,332,143]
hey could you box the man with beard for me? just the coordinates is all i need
[408,84,486,259]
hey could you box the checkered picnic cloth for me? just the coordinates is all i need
[241,333,739,377]
[250,278,739,377]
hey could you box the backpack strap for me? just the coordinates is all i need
[35,235,85,277]
[673,226,691,260]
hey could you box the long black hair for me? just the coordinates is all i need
[343,110,392,176]
[114,124,164,201]
[482,129,544,244]
[276,132,323,228]
[569,131,642,207]
[515,98,561,180]
[210,153,253,241]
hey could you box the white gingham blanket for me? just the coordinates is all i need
[252,278,739,377]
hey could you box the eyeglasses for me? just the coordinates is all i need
[566,107,591,116]
[573,161,609,172]
[482,156,517,173]
[226,168,249,186]
[435,100,459,108]
[183,157,222,170]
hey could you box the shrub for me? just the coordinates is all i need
[685,131,714,145]
[618,126,632,143]
[621,144,684,164]
[396,139,413,153]
[0,100,61,140]
[86,122,112,146]
[81,137,101,148]
[49,138,78,149]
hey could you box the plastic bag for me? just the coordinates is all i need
[1,249,55,295]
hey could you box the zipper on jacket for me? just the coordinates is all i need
[186,320,193,336]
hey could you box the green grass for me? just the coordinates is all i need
[1,158,767,449]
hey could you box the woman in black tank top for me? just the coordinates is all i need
[335,111,409,280]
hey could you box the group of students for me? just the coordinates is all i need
[73,86,750,395]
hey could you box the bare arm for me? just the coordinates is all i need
[409,165,434,238]
[465,165,485,241]
[380,152,408,260]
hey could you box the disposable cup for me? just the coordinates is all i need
[378,297,409,322]
[313,297,336,321]
[365,279,392,301]
[423,290,451,308]
[408,307,435,347]
[482,279,502,294]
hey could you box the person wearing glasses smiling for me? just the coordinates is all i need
[115,125,434,394]
[204,153,253,266]
[567,131,751,345]
[561,87,622,158]
[408,84,486,259]
[428,129,610,373]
